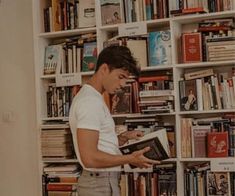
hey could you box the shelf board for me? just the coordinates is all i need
[42,117,69,121]
[40,74,56,79]
[146,18,170,28]
[81,71,94,76]
[178,109,235,115]
[175,60,235,69]
[99,24,119,31]
[180,157,235,162]
[41,124,70,129]
[172,10,235,24]
[38,27,97,38]
[112,112,176,118]
[141,64,173,71]
[42,158,79,163]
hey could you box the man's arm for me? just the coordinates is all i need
[77,128,159,169]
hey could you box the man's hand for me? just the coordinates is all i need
[129,147,161,168]
[118,130,144,146]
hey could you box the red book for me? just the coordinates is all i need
[207,132,228,157]
[138,75,170,83]
[47,184,76,191]
[181,32,202,63]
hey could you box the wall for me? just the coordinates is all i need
[0,0,40,196]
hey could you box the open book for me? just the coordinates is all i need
[119,128,170,168]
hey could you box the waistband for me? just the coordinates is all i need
[82,170,121,178]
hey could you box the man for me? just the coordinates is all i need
[69,45,159,196]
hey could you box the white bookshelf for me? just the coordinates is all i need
[33,0,235,195]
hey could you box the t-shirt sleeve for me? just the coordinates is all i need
[74,98,102,131]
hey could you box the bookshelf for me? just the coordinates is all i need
[33,0,235,195]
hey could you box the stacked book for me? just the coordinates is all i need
[41,128,74,158]
[206,36,235,62]
[43,164,81,196]
[138,75,174,114]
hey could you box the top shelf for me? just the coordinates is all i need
[171,10,235,24]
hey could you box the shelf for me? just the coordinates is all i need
[175,60,235,69]
[40,74,56,79]
[41,124,70,129]
[42,158,79,163]
[112,112,176,118]
[141,64,173,71]
[172,10,235,24]
[99,18,171,32]
[42,117,69,121]
[38,27,97,39]
[180,157,235,162]
[81,71,94,76]
[178,109,235,115]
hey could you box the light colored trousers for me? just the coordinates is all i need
[78,170,121,196]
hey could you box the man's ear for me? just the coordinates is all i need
[100,63,109,74]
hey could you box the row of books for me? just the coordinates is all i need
[181,114,235,158]
[104,30,172,68]
[170,0,233,16]
[46,84,80,118]
[43,0,95,32]
[120,164,176,196]
[184,162,235,196]
[41,128,75,158]
[181,17,234,63]
[42,163,81,196]
[44,33,97,75]
[179,67,235,111]
[100,0,170,25]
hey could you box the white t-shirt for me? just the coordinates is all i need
[69,84,121,171]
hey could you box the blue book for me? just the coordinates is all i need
[149,30,172,66]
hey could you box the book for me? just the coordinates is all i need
[110,84,132,114]
[119,128,170,168]
[126,39,147,69]
[81,42,97,72]
[149,30,172,66]
[207,132,229,158]
[191,125,211,157]
[100,0,122,25]
[207,171,231,196]
[179,80,198,111]
[78,0,96,28]
[184,69,214,80]
[181,32,202,63]
[44,45,63,75]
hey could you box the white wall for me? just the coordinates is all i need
[0,0,40,196]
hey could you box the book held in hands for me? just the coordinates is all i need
[119,128,170,168]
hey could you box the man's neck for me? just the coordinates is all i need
[87,74,104,94]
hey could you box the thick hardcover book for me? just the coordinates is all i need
[207,132,229,158]
[119,129,170,168]
[181,32,202,63]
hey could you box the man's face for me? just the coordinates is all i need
[103,68,129,94]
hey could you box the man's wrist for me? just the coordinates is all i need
[118,132,129,144]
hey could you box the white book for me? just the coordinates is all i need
[78,0,96,28]
[72,45,77,73]
[196,79,203,111]
[126,39,147,68]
